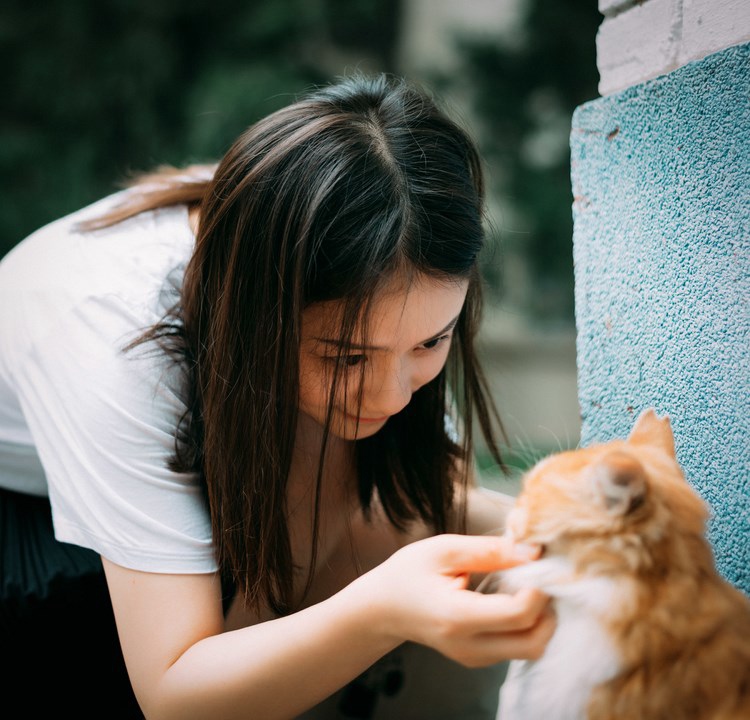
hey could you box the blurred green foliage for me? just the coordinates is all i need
[450,0,601,322]
[0,0,399,259]
[2,0,599,328]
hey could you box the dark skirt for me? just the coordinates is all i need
[0,487,143,718]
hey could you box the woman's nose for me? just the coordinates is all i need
[366,360,413,417]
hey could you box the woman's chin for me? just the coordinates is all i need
[297,408,389,441]
[337,413,390,440]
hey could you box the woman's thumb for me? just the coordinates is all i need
[437,534,540,573]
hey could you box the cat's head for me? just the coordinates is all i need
[505,409,710,574]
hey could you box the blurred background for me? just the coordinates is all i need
[1,0,601,493]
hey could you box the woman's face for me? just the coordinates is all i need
[298,274,469,440]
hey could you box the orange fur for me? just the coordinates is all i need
[507,409,750,719]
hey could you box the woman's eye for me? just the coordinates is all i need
[324,354,365,368]
[421,334,451,351]
[343,355,365,367]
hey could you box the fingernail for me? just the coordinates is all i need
[513,543,541,560]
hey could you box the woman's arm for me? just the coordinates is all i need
[103,558,398,720]
[465,485,516,536]
[103,534,552,720]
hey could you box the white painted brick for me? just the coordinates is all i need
[596,0,682,95]
[599,0,637,17]
[679,0,750,66]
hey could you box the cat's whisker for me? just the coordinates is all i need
[479,525,505,538]
[536,423,568,454]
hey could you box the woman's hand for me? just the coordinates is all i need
[354,533,555,668]
[102,534,552,720]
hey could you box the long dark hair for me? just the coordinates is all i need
[85,73,505,615]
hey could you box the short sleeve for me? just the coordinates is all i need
[12,294,217,574]
[444,413,460,444]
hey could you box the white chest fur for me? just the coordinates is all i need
[494,559,624,720]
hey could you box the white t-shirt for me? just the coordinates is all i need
[0,191,217,574]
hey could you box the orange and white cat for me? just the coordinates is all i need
[488,409,750,720]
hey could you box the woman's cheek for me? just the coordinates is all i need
[416,350,450,387]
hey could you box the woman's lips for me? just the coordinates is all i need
[346,413,389,424]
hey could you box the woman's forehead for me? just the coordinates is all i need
[302,275,469,347]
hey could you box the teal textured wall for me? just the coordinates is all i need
[571,43,749,593]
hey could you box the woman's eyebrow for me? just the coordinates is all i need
[314,314,460,352]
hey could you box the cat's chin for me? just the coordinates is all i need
[502,555,575,592]
[476,553,573,597]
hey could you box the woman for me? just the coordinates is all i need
[0,74,554,718]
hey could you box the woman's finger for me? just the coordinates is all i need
[449,587,551,633]
[455,606,557,667]
[429,534,541,574]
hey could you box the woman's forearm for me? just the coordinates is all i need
[108,534,550,720]
[152,574,399,720]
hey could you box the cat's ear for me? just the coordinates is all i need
[628,408,676,458]
[589,451,647,516]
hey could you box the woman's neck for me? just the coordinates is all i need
[289,412,356,491]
